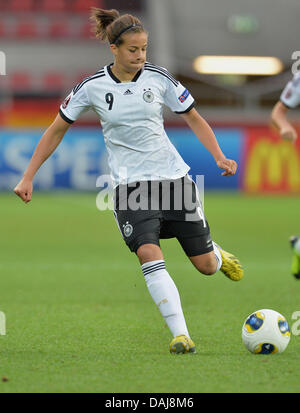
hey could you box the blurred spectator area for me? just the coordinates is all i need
[0,0,144,39]
[0,0,299,127]
[0,0,142,13]
[0,0,145,126]
[0,0,144,98]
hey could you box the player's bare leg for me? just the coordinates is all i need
[136,243,163,265]
[189,242,243,281]
[137,243,196,354]
[189,251,218,275]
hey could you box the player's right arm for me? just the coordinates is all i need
[271,101,298,142]
[14,81,91,203]
[271,73,300,143]
[14,114,71,203]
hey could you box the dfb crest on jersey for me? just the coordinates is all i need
[123,221,133,237]
[143,88,154,103]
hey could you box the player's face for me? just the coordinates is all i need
[111,32,148,72]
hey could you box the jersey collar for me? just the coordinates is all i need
[107,63,143,84]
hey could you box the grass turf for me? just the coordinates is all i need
[0,191,299,393]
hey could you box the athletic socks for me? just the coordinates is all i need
[212,241,222,272]
[141,260,190,338]
[140,246,222,337]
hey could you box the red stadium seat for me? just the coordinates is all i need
[48,20,70,38]
[80,22,94,39]
[16,20,38,38]
[0,0,8,12]
[43,72,65,91]
[9,0,35,12]
[0,19,15,39]
[73,0,105,14]
[10,72,32,92]
[0,20,5,38]
[39,0,66,13]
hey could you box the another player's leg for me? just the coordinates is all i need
[289,236,300,279]
[137,243,196,354]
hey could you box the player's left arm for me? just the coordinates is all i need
[180,108,237,177]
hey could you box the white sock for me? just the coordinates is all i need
[141,260,190,338]
[212,241,223,272]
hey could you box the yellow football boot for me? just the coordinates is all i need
[219,248,244,281]
[169,335,196,354]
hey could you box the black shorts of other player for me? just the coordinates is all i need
[113,175,213,257]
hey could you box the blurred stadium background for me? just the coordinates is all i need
[0,0,300,193]
[1,1,300,394]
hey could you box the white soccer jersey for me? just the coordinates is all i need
[280,72,300,109]
[59,62,195,187]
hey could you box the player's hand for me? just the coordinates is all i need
[14,178,33,203]
[216,158,238,177]
[280,125,298,143]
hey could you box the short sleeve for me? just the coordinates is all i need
[59,84,91,124]
[280,73,300,109]
[163,79,195,114]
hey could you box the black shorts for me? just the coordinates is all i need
[113,175,213,257]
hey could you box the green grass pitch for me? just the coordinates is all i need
[0,191,299,393]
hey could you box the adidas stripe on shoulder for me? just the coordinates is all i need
[144,63,179,87]
[73,68,106,95]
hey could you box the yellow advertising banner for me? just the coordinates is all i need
[242,128,300,193]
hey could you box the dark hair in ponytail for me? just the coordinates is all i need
[90,8,146,46]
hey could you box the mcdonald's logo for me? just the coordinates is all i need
[243,135,300,193]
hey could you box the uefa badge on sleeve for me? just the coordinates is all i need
[62,94,71,109]
[284,88,292,100]
[178,88,190,103]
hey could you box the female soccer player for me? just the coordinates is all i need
[271,72,300,143]
[271,72,300,279]
[14,8,243,354]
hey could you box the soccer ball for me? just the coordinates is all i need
[241,309,290,354]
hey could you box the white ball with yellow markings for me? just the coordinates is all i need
[242,309,290,354]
